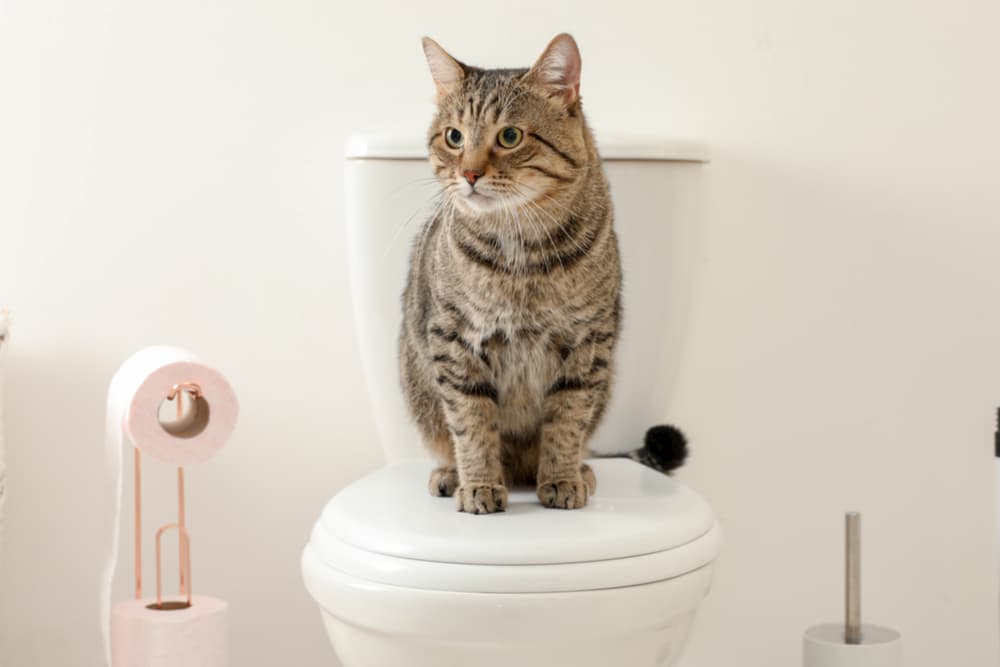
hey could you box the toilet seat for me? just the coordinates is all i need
[306,458,721,593]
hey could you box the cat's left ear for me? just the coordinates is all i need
[422,37,466,98]
[527,33,581,106]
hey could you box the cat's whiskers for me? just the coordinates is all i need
[499,193,533,312]
[514,179,576,218]
[382,186,449,260]
[389,176,448,197]
[498,192,526,275]
[515,194,563,274]
[498,192,531,273]
[513,184,592,260]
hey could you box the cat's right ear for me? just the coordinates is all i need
[422,37,465,98]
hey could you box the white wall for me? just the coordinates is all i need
[2,1,999,666]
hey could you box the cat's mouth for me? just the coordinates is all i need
[466,191,492,205]
[460,189,497,212]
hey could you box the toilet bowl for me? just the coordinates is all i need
[302,458,721,667]
[302,134,715,665]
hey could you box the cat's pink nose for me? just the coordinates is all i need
[462,170,483,185]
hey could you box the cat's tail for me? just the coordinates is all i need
[599,425,689,474]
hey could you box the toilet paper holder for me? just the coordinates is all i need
[134,382,201,609]
[152,523,192,610]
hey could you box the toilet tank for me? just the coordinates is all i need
[344,134,708,463]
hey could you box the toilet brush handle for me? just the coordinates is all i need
[845,512,861,644]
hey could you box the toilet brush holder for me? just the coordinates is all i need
[803,512,902,667]
[804,623,901,667]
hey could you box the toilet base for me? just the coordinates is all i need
[303,548,713,667]
[320,609,697,667]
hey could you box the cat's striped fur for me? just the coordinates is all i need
[400,34,686,514]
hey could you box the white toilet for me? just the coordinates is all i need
[302,134,718,667]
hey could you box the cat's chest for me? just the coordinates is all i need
[454,280,574,338]
[492,335,557,412]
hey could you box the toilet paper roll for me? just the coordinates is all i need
[112,596,228,667]
[803,623,902,667]
[107,346,238,466]
[102,347,238,665]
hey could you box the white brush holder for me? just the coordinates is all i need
[804,513,903,666]
[803,623,902,667]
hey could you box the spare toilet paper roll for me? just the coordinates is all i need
[102,347,238,665]
[112,596,228,667]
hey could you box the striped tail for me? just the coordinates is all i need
[601,425,689,474]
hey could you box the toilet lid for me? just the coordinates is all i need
[307,459,721,593]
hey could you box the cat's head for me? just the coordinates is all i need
[422,34,588,217]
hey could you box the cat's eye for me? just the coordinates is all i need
[497,126,523,149]
[444,127,464,149]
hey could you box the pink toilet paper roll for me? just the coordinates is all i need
[112,596,228,667]
[102,347,239,665]
[109,346,239,466]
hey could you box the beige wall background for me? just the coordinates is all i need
[2,0,999,665]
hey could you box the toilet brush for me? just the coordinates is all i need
[803,512,902,667]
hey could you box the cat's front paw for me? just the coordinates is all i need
[428,466,459,497]
[537,476,590,510]
[456,483,508,514]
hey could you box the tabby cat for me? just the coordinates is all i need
[399,33,687,514]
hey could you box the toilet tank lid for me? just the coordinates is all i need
[345,133,709,162]
[310,459,719,568]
